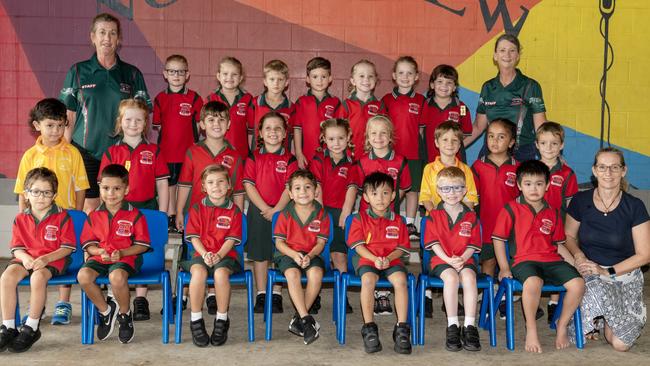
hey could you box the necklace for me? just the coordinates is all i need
[596,189,621,216]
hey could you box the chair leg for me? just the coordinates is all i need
[174,275,184,344]
[246,271,255,342]
[87,299,96,345]
[505,281,515,351]
[162,273,170,344]
[574,306,584,349]
[332,272,339,324]
[417,276,427,345]
[487,281,496,347]
[479,287,488,330]
[339,276,349,345]
[14,288,21,327]
[264,270,275,341]
[407,275,417,345]
[550,291,565,330]
[80,290,87,344]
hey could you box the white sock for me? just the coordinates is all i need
[100,307,111,316]
[191,312,202,322]
[464,316,476,327]
[447,316,459,327]
[106,286,114,298]
[206,293,215,298]
[406,217,415,225]
[425,289,433,299]
[25,317,40,330]
[216,312,228,321]
[182,295,188,301]
[376,290,390,297]
[272,290,282,296]
[257,291,265,296]
[548,300,558,305]
[2,319,15,329]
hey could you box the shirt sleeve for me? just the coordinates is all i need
[243,154,256,186]
[59,65,79,111]
[348,163,362,189]
[422,217,438,250]
[347,215,365,249]
[177,149,194,187]
[566,191,584,222]
[80,216,99,250]
[154,147,170,180]
[131,67,152,109]
[10,217,26,253]
[396,218,410,254]
[564,170,579,202]
[132,213,151,248]
[630,195,650,227]
[310,156,323,184]
[285,157,298,185]
[98,152,110,183]
[72,147,90,190]
[552,211,566,245]
[419,163,434,204]
[463,165,479,204]
[491,206,513,242]
[399,158,412,191]
[226,209,243,244]
[475,82,489,115]
[152,95,162,127]
[317,210,331,242]
[13,153,30,195]
[272,211,288,241]
[290,99,302,130]
[59,212,77,251]
[528,79,546,114]
[468,217,482,252]
[231,155,245,195]
[459,102,473,135]
[184,205,201,240]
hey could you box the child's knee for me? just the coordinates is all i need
[213,268,231,283]
[361,273,378,288]
[523,276,543,289]
[190,265,208,279]
[388,272,407,289]
[284,268,301,281]
[108,269,128,286]
[306,267,323,280]
[77,269,95,285]
[30,269,52,284]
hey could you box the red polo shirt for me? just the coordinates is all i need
[423,204,481,268]
[381,88,425,160]
[243,147,297,206]
[357,149,411,213]
[292,91,341,164]
[492,197,565,267]
[471,156,520,244]
[80,202,150,268]
[152,87,203,163]
[185,197,242,260]
[205,88,254,157]
[273,201,330,253]
[420,97,472,162]
[544,160,578,215]
[99,140,170,203]
[309,150,361,209]
[339,93,385,159]
[347,209,409,268]
[10,206,76,273]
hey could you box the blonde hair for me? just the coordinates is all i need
[263,59,289,78]
[113,98,150,137]
[364,115,394,153]
[347,59,378,94]
[216,56,245,87]
[536,121,565,143]
[434,120,464,141]
[200,164,232,196]
[436,166,466,184]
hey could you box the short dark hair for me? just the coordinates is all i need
[516,160,550,184]
[488,118,517,139]
[288,169,317,189]
[29,98,67,131]
[24,167,58,194]
[362,172,394,193]
[200,101,230,122]
[100,164,129,185]
[428,64,459,98]
[306,57,331,74]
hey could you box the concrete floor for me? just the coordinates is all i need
[1,261,649,366]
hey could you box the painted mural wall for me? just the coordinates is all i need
[1,0,648,187]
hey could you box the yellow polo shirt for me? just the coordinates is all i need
[419,156,478,210]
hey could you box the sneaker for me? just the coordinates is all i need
[96,300,118,341]
[20,307,45,326]
[51,301,72,325]
[374,293,392,315]
[361,322,382,353]
[535,306,545,320]
[133,297,150,321]
[168,215,178,233]
[206,295,217,315]
[547,303,558,324]
[301,315,320,345]
[160,296,187,315]
[461,325,481,351]
[424,296,433,318]
[308,294,321,315]
[190,318,210,347]
[288,313,304,337]
[211,318,230,346]
[392,322,412,354]
[498,300,506,320]
[0,325,19,352]
[8,325,41,353]
[345,298,354,314]
[253,294,265,314]
[446,324,462,352]
[271,294,284,314]
[406,223,420,240]
[441,302,465,317]
[117,312,135,344]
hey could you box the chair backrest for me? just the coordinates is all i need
[66,209,87,273]
[271,210,334,272]
[139,209,169,272]
[183,213,248,272]
[418,216,481,274]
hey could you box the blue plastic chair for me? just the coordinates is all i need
[338,214,417,345]
[416,216,496,346]
[492,242,585,350]
[14,210,87,342]
[265,211,339,341]
[81,209,172,344]
[174,213,254,343]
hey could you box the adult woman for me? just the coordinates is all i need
[464,34,546,162]
[59,13,150,211]
[565,147,650,351]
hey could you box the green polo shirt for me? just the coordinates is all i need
[476,69,545,146]
[59,53,151,160]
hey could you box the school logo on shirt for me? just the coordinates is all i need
[367,104,379,116]
[510,97,523,106]
[505,172,517,187]
[80,84,96,89]
[337,167,348,179]
[236,102,247,116]
[386,167,399,180]
[539,219,553,235]
[179,102,192,117]
[139,150,154,165]
[216,216,232,229]
[550,175,564,187]
[44,225,59,241]
[308,220,321,233]
[276,161,288,173]
[459,222,472,237]
[385,225,399,239]
[119,83,132,95]
[221,155,234,169]
[116,220,133,237]
[324,105,335,119]
[408,103,420,115]
[448,111,460,123]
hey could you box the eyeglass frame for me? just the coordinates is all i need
[594,164,624,173]
[437,185,466,194]
[165,69,188,76]
[27,189,55,198]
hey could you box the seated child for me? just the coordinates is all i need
[347,172,412,354]
[77,164,151,344]
[1,168,76,353]
[273,169,330,345]
[182,164,243,347]
[492,160,585,353]
[423,167,481,352]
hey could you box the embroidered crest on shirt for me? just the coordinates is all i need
[236,102,247,116]
[459,222,472,237]
[116,220,133,237]
[179,103,192,117]
[44,225,59,241]
[539,219,553,235]
[139,150,154,165]
[216,216,232,229]
[385,225,399,239]
[308,220,321,233]
[221,155,234,168]
[550,175,564,187]
[276,161,287,173]
[119,83,132,94]
[324,105,335,119]
[408,103,420,114]
[448,111,460,122]
[505,172,517,187]
[510,97,523,106]
[337,167,348,178]
[386,167,398,180]
[367,104,379,115]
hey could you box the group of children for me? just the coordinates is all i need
[1,53,586,356]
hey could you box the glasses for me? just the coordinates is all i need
[595,164,624,173]
[165,69,187,76]
[27,189,54,198]
[438,185,465,193]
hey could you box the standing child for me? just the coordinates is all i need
[492,160,585,353]
[382,56,425,241]
[339,60,385,158]
[99,98,169,321]
[347,172,412,354]
[423,167,482,352]
[244,111,298,313]
[293,57,341,168]
[77,164,151,344]
[273,170,330,345]
[182,164,243,347]
[152,54,203,232]
[1,168,76,352]
[205,57,254,157]
[310,118,360,313]
[420,65,472,163]
[14,98,89,326]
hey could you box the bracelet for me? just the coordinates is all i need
[215,253,222,261]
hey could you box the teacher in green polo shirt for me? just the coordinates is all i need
[59,13,151,211]
[464,34,547,162]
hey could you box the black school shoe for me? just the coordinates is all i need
[445,324,462,352]
[168,215,178,233]
[536,306,545,320]
[160,296,187,315]
[288,313,304,336]
[133,296,150,321]
[117,312,135,344]
[361,322,382,353]
[392,322,412,354]
[190,318,210,347]
[0,325,19,352]
[301,315,320,345]
[272,294,284,313]
[206,295,217,315]
[8,325,41,353]
[547,302,558,324]
[308,295,321,315]
[461,325,481,351]
[345,298,354,314]
[424,296,433,318]
[97,300,118,341]
[253,294,265,314]
[211,318,230,346]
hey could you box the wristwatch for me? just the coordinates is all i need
[607,266,616,278]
